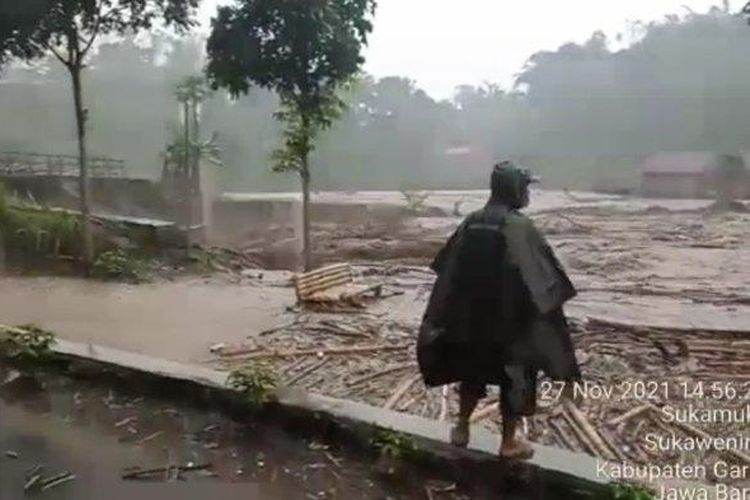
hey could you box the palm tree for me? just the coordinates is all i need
[175,76,211,188]
[173,76,214,256]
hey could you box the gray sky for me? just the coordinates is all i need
[199,0,742,99]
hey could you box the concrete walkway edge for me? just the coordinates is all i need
[49,337,609,495]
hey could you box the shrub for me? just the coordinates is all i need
[0,325,56,364]
[371,429,420,461]
[0,189,81,258]
[401,191,431,215]
[92,249,143,282]
[227,363,278,409]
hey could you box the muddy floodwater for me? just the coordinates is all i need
[0,362,561,500]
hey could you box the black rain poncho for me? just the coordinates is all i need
[417,166,581,387]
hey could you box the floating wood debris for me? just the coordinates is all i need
[293,263,383,306]
[206,276,750,482]
[122,463,212,481]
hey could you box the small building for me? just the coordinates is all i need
[640,152,748,199]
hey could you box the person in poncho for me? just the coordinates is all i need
[417,160,581,460]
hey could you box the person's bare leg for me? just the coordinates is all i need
[500,416,535,459]
[450,390,480,447]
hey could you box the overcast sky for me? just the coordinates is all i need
[199,0,742,99]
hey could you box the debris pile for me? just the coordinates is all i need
[213,315,419,402]
[211,314,750,485]
[530,319,750,477]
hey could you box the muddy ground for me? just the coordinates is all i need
[1,189,749,488]
[238,190,750,329]
[209,190,750,487]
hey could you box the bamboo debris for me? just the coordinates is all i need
[469,403,497,424]
[24,474,43,492]
[398,396,417,412]
[599,427,628,462]
[285,358,328,386]
[204,294,750,481]
[607,404,651,427]
[122,464,211,480]
[346,363,416,388]
[383,373,421,410]
[549,419,578,452]
[231,343,410,361]
[40,472,76,492]
[648,403,750,464]
[439,385,449,421]
[280,357,308,377]
[136,431,164,446]
[561,408,600,457]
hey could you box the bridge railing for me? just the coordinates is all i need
[0,151,125,178]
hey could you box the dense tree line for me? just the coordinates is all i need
[2,5,750,192]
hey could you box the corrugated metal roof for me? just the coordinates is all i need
[95,213,174,228]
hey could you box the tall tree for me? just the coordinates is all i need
[206,0,377,271]
[175,75,211,254]
[0,0,199,274]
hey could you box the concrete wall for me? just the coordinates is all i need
[641,174,708,199]
[209,198,301,245]
[0,175,168,217]
[208,197,412,246]
[641,173,750,199]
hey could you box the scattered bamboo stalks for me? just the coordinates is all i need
[285,358,328,386]
[469,403,497,424]
[439,385,449,421]
[599,427,628,462]
[217,345,261,357]
[384,373,421,410]
[317,320,370,338]
[649,403,750,464]
[259,320,305,337]
[607,404,652,427]
[305,376,325,390]
[136,431,164,446]
[232,344,410,361]
[280,358,308,377]
[563,401,617,460]
[122,464,211,480]
[561,408,600,457]
[587,317,750,337]
[549,419,579,452]
[420,400,429,417]
[114,416,138,429]
[200,288,750,479]
[686,346,750,355]
[398,396,417,412]
[25,464,44,479]
[346,363,416,388]
[629,419,647,442]
[40,472,76,491]
[24,474,43,492]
